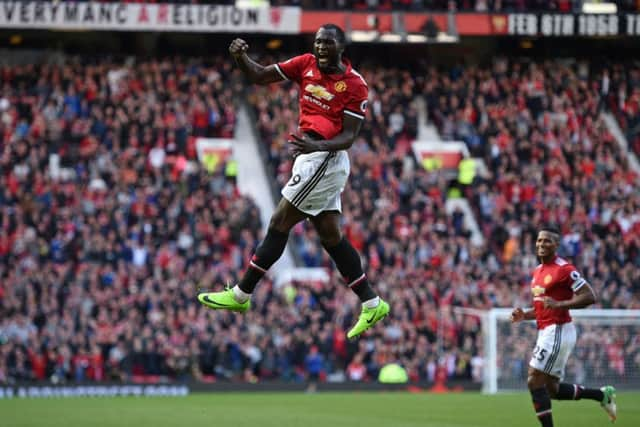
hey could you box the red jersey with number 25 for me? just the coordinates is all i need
[531,256,587,330]
[275,53,368,140]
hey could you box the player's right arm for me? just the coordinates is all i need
[510,307,536,323]
[229,38,284,85]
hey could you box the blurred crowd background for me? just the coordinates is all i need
[1,46,639,386]
[64,0,640,13]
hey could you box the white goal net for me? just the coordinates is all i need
[464,308,640,394]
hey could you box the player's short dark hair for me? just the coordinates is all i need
[538,225,561,241]
[319,23,346,45]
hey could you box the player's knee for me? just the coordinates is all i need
[312,217,341,248]
[269,210,294,233]
[544,377,560,398]
[546,383,559,399]
[527,373,544,390]
[320,235,341,248]
[268,215,286,233]
[318,229,341,248]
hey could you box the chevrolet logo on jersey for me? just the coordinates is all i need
[532,286,545,296]
[305,84,334,101]
[532,285,545,301]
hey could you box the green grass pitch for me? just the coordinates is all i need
[1,391,637,427]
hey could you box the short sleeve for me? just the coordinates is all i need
[275,54,311,83]
[344,80,368,121]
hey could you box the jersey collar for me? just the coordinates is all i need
[320,58,351,80]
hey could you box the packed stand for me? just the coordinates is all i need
[606,62,640,159]
[282,0,640,12]
[425,58,640,382]
[0,57,267,384]
[2,55,639,387]
[424,58,640,296]
[249,60,502,384]
[87,0,640,12]
[249,57,640,385]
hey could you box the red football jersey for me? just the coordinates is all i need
[530,256,587,329]
[276,53,368,140]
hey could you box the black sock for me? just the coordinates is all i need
[531,387,553,427]
[556,383,604,401]
[238,228,289,294]
[324,238,377,302]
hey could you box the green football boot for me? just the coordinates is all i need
[347,299,390,339]
[600,385,617,422]
[197,287,250,313]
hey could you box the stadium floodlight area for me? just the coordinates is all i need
[455,308,640,394]
[235,0,269,9]
[582,2,617,14]
[348,31,459,44]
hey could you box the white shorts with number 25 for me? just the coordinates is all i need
[281,150,350,217]
[529,322,577,380]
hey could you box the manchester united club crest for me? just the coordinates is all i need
[491,15,508,34]
[544,274,553,285]
[334,81,347,92]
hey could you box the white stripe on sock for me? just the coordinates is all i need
[250,261,267,273]
[348,274,366,287]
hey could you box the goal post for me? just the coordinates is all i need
[455,308,640,394]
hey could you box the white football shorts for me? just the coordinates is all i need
[529,322,577,379]
[281,150,350,216]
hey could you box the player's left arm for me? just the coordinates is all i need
[543,269,596,309]
[544,284,596,309]
[289,114,363,154]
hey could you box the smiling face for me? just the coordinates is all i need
[313,27,344,73]
[536,230,559,262]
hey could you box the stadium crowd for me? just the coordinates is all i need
[250,56,640,385]
[608,62,640,159]
[424,58,640,299]
[78,0,640,13]
[0,57,266,384]
[277,0,640,12]
[1,53,639,387]
[430,59,640,387]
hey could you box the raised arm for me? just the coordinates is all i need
[229,38,285,85]
[289,114,363,154]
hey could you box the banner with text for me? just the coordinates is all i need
[0,385,189,399]
[0,2,300,33]
[498,13,640,37]
[300,11,640,37]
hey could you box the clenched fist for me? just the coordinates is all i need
[510,307,525,323]
[229,38,249,59]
